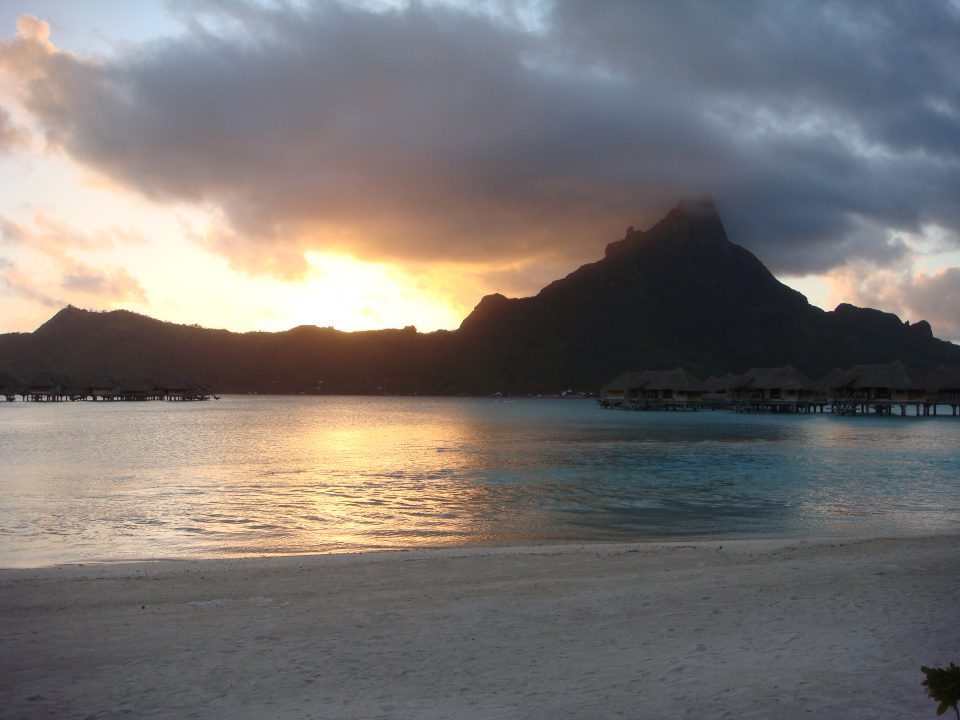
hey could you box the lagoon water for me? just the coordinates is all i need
[0,396,958,566]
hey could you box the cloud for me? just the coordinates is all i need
[0,257,65,307]
[0,214,148,305]
[898,268,960,342]
[1,2,959,280]
[0,213,113,256]
[0,105,30,152]
[60,264,146,302]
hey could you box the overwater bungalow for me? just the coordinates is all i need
[732,365,823,413]
[924,366,960,416]
[599,371,646,408]
[701,373,742,408]
[24,372,73,401]
[155,381,210,401]
[116,379,153,401]
[828,361,927,416]
[600,367,704,409]
[636,368,705,409]
[815,367,847,395]
[84,376,120,401]
[603,361,958,417]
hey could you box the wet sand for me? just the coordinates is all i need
[2,535,957,719]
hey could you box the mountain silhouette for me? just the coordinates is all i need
[2,202,957,394]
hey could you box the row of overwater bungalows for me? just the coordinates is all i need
[600,361,960,416]
[0,371,212,402]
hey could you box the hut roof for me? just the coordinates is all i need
[603,367,705,393]
[829,360,922,390]
[602,371,647,393]
[0,371,21,391]
[816,367,848,393]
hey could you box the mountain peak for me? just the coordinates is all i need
[34,305,90,334]
[458,293,510,331]
[604,199,726,259]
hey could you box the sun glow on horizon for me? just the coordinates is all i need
[129,248,476,335]
[264,251,469,333]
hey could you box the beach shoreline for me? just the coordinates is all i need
[2,535,958,719]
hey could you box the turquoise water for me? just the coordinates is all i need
[0,396,958,566]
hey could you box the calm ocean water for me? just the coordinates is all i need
[0,396,958,566]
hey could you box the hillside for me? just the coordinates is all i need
[453,201,957,390]
[2,203,958,394]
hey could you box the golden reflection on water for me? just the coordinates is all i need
[197,398,531,555]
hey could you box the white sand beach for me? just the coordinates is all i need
[2,535,958,719]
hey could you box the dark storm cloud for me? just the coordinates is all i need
[1,1,958,278]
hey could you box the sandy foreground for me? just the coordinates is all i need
[1,536,958,720]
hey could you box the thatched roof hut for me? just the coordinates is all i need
[24,372,73,400]
[600,371,647,402]
[639,368,704,394]
[830,360,921,390]
[84,376,119,400]
[600,368,705,405]
[828,360,925,401]
[742,365,815,391]
[714,365,821,410]
[924,366,960,404]
[154,380,210,400]
[816,367,848,393]
[116,379,153,401]
[703,373,745,394]
[737,365,818,400]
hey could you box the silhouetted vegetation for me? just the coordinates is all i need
[923,663,960,719]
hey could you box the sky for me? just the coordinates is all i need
[1,0,959,340]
